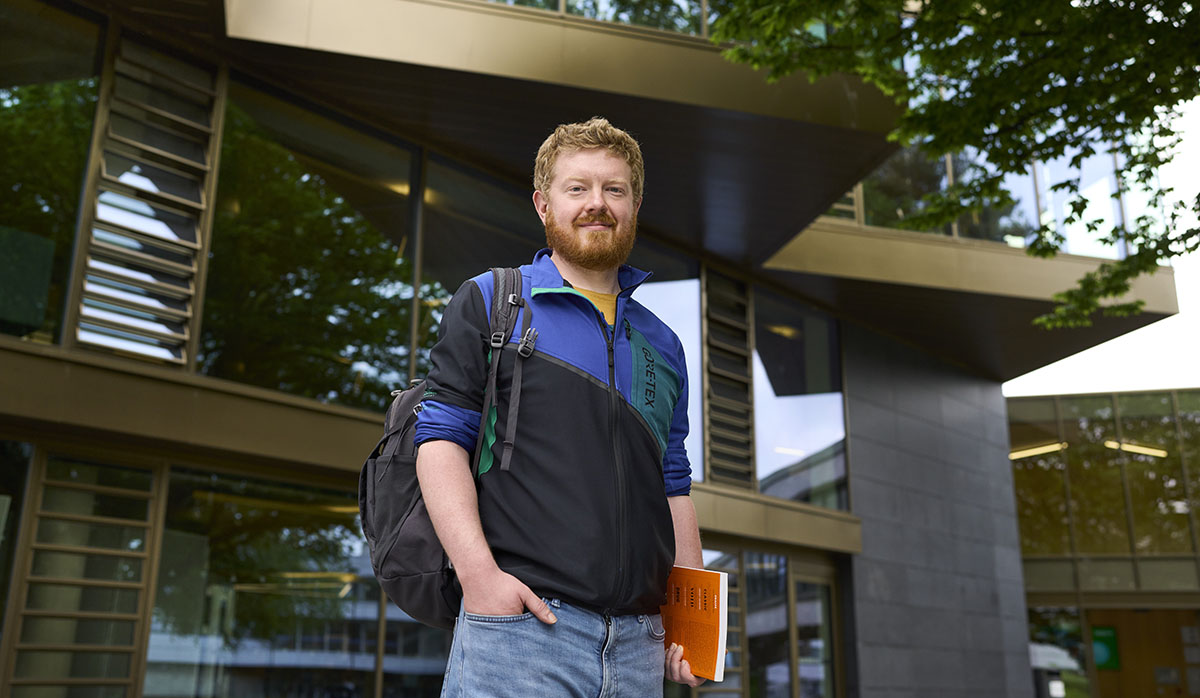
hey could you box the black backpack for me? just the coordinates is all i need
[358,268,536,629]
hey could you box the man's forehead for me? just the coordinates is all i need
[554,148,631,179]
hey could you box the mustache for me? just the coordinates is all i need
[574,213,617,227]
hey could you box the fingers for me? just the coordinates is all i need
[521,586,557,624]
[664,643,706,687]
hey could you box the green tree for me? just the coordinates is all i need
[0,79,98,341]
[198,104,417,412]
[711,0,1200,327]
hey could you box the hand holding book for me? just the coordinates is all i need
[660,565,728,682]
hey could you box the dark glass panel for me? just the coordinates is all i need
[31,550,142,583]
[1116,392,1191,553]
[143,468,381,698]
[13,686,126,698]
[0,441,33,643]
[25,583,138,614]
[567,0,703,34]
[1061,396,1130,554]
[0,0,100,343]
[41,486,149,522]
[794,581,834,698]
[1179,391,1200,525]
[36,519,145,552]
[46,459,153,491]
[21,616,136,646]
[861,145,951,234]
[952,148,1040,246]
[753,287,846,509]
[1027,607,1090,698]
[745,552,790,697]
[199,83,414,411]
[1008,399,1071,555]
[14,650,130,679]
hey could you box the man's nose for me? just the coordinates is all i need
[584,189,607,213]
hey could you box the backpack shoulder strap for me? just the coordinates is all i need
[470,267,525,477]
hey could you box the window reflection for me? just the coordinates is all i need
[199,83,414,412]
[1034,150,1125,259]
[567,0,703,35]
[1027,607,1090,698]
[1117,393,1191,554]
[753,288,846,509]
[1061,396,1130,555]
[794,581,833,698]
[745,552,790,697]
[0,441,32,643]
[0,0,100,344]
[144,468,384,698]
[861,145,950,234]
[952,148,1039,247]
[1008,399,1071,556]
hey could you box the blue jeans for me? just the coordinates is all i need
[439,598,666,697]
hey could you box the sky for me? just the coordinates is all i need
[1002,97,1200,398]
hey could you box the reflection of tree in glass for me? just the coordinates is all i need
[571,0,700,33]
[861,145,947,233]
[1118,394,1191,554]
[0,79,98,341]
[1012,452,1070,556]
[1062,399,1131,555]
[951,152,1038,244]
[154,471,361,648]
[199,105,413,412]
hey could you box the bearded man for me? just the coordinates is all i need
[414,117,705,696]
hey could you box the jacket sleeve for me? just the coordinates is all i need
[414,279,489,452]
[662,338,693,497]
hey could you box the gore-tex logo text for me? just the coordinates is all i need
[642,347,656,408]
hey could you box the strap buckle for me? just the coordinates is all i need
[517,327,538,358]
[490,330,506,349]
[507,293,524,307]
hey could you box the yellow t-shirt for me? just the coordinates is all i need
[574,287,618,327]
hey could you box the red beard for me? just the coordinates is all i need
[544,208,637,271]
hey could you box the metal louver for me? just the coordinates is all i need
[66,35,226,366]
[702,267,755,486]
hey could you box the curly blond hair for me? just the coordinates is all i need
[533,117,644,201]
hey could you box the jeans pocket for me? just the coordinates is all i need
[463,610,535,623]
[644,613,666,641]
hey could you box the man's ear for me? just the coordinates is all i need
[533,190,549,224]
[635,196,643,215]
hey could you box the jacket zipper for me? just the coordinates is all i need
[600,315,627,611]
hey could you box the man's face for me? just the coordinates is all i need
[533,148,641,272]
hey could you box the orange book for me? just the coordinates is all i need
[660,565,728,682]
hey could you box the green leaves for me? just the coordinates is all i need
[713,0,1200,328]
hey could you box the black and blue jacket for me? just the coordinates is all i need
[414,249,692,615]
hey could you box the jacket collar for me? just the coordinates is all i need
[530,248,652,296]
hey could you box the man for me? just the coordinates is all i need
[414,117,704,696]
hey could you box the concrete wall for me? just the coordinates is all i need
[841,323,1031,698]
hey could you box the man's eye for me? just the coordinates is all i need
[608,187,626,195]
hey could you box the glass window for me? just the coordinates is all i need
[1027,607,1090,698]
[627,239,704,480]
[199,83,414,412]
[567,0,704,35]
[0,0,101,344]
[753,287,846,509]
[1061,396,1130,555]
[1116,392,1191,554]
[745,552,790,697]
[952,148,1040,247]
[794,581,834,698]
[0,441,32,643]
[143,467,382,698]
[861,145,951,234]
[1035,149,1124,259]
[1179,390,1200,519]
[1008,399,1071,555]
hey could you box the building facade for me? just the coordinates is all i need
[0,0,1180,697]
[1010,389,1200,698]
